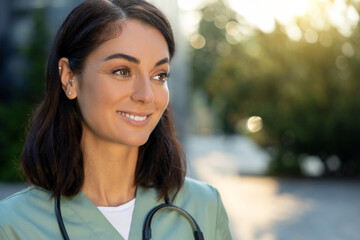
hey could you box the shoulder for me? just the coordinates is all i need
[180,177,220,201]
[0,186,52,225]
[173,177,222,216]
[0,186,34,211]
[173,177,232,239]
[0,187,61,239]
[0,186,50,208]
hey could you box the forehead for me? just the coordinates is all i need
[86,20,169,64]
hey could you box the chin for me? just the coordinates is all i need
[120,134,151,147]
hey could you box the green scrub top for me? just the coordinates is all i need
[0,177,232,240]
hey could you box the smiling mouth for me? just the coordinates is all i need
[117,111,149,122]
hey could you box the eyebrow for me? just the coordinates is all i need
[104,53,139,64]
[103,53,169,67]
[154,57,169,67]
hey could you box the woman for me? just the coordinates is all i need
[0,0,232,239]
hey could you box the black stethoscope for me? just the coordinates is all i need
[55,195,205,240]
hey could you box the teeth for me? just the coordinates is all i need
[118,112,148,122]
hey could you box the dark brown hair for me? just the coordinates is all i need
[21,0,186,199]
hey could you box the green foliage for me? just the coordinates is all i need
[192,1,360,177]
[191,0,239,90]
[0,102,32,181]
[21,8,49,103]
[0,8,48,181]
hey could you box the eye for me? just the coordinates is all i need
[113,67,131,78]
[153,72,169,82]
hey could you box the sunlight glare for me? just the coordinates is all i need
[178,0,216,36]
[227,0,309,33]
[285,24,302,41]
[225,0,359,37]
[347,5,360,23]
[326,0,359,37]
[177,0,203,11]
[180,11,202,36]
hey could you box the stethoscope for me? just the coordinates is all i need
[55,195,205,240]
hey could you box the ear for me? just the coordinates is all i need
[58,57,78,99]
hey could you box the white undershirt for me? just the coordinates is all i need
[97,198,136,240]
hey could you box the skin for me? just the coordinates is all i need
[58,20,170,206]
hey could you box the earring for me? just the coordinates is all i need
[68,91,72,95]
[69,79,74,82]
[58,66,62,70]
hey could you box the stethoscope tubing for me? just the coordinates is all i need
[55,196,70,240]
[143,201,204,240]
[55,195,205,240]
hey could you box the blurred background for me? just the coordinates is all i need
[1,0,360,239]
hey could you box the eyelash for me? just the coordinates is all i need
[153,72,170,82]
[112,67,170,82]
[113,67,132,78]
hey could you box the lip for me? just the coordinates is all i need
[116,110,152,127]
[117,110,151,117]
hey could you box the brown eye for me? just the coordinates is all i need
[153,72,169,82]
[113,67,131,78]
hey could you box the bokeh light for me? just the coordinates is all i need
[341,42,355,57]
[300,156,325,177]
[304,29,318,43]
[247,116,263,133]
[190,33,206,49]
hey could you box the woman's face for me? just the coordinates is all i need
[74,20,170,147]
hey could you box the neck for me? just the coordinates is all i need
[80,129,138,207]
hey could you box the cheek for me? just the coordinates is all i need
[79,75,123,105]
[76,77,115,122]
[77,80,101,113]
[155,85,170,111]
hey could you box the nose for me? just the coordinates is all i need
[130,75,154,104]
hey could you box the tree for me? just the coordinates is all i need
[0,8,49,181]
[191,0,360,177]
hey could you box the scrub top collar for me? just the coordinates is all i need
[60,186,163,240]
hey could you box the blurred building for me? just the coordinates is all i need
[0,0,80,100]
